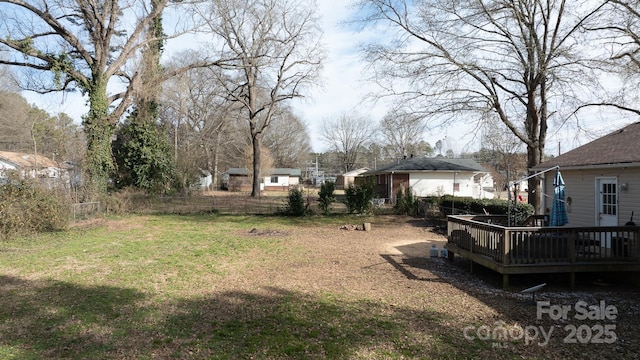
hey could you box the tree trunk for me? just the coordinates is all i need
[251,133,262,197]
[527,143,543,214]
[83,78,113,194]
[212,132,221,190]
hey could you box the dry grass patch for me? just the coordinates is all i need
[1,214,639,359]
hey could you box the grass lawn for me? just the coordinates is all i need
[0,214,439,359]
[1,213,638,359]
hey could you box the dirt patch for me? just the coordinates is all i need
[62,214,640,358]
[246,228,289,237]
[229,216,640,359]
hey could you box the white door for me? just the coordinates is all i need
[596,177,618,248]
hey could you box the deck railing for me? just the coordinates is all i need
[447,215,640,266]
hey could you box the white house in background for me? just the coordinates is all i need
[359,156,494,200]
[0,151,67,186]
[222,167,302,192]
[263,168,301,191]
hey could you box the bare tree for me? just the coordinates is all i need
[0,0,212,193]
[575,0,640,117]
[262,108,312,169]
[356,0,614,212]
[0,91,33,151]
[195,0,323,197]
[160,62,244,190]
[479,125,527,195]
[0,91,84,162]
[320,113,377,173]
[49,113,86,166]
[606,1,640,74]
[0,65,19,92]
[379,110,428,160]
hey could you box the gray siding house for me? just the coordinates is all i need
[532,122,640,228]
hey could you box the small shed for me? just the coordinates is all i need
[222,168,251,192]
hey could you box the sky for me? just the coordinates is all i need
[290,1,479,154]
[21,0,474,156]
[21,0,638,157]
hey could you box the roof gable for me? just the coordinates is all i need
[534,122,640,169]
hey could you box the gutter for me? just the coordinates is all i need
[530,161,640,172]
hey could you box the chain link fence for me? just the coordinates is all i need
[71,202,102,221]
[121,194,350,215]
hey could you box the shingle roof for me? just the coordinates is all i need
[533,122,640,169]
[226,168,250,176]
[271,168,302,176]
[363,157,488,174]
[0,151,60,169]
[225,168,302,176]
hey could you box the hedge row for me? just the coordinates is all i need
[421,195,534,224]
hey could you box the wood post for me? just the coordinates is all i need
[503,274,509,289]
[569,272,575,289]
[503,229,510,265]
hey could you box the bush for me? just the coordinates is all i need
[395,187,418,216]
[432,195,534,224]
[0,176,70,240]
[99,187,148,215]
[345,182,375,214]
[284,188,307,216]
[318,181,335,215]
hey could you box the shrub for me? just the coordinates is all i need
[112,114,178,194]
[0,176,70,240]
[99,187,148,215]
[395,187,418,216]
[345,181,375,214]
[435,195,534,224]
[284,188,307,216]
[317,181,335,215]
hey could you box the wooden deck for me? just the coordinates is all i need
[445,215,640,288]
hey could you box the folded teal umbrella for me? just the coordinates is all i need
[549,170,568,226]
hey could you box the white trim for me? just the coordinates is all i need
[595,176,618,228]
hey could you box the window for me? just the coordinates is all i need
[601,182,617,215]
[453,183,460,192]
[270,176,278,184]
